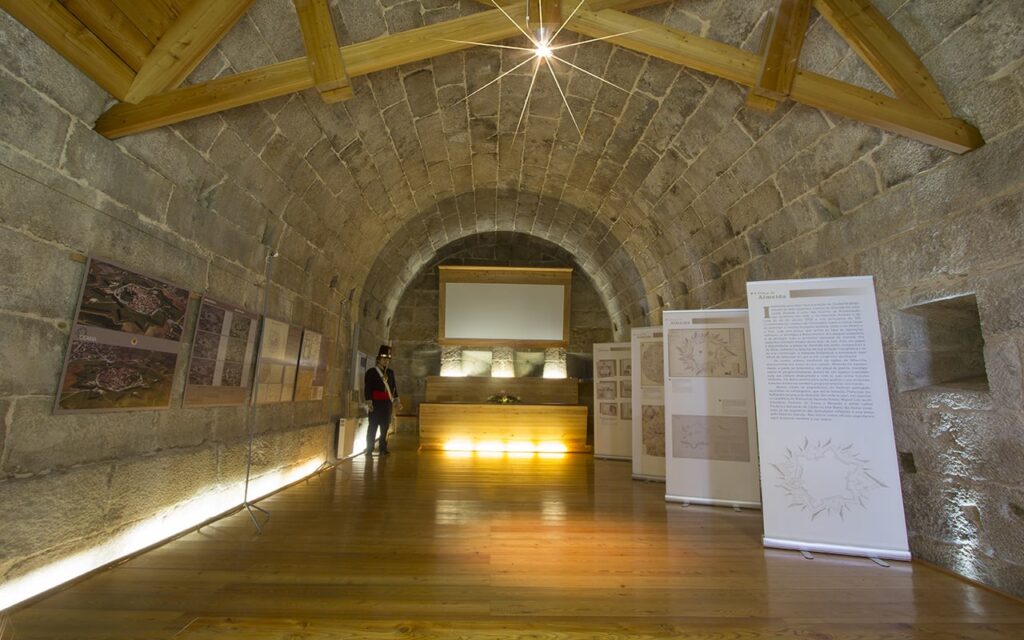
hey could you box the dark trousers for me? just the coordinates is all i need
[366,401,393,454]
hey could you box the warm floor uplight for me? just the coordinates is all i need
[441,439,568,457]
[0,457,325,612]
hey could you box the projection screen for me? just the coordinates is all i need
[439,266,572,347]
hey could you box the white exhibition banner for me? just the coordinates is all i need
[631,327,665,481]
[746,276,910,561]
[593,342,633,460]
[662,309,761,509]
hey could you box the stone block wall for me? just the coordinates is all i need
[0,0,1022,603]
[389,232,613,415]
[0,10,364,601]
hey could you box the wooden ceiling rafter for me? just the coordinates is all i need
[2,0,982,152]
[292,0,352,104]
[95,0,664,138]
[746,0,813,112]
[564,8,981,153]
[814,0,952,118]
[108,0,175,44]
[124,0,255,103]
[0,0,137,100]
[63,0,154,71]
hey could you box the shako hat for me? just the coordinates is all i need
[377,345,393,358]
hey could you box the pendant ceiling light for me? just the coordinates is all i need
[446,0,638,139]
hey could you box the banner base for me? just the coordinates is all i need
[631,473,665,483]
[666,494,761,510]
[763,537,911,562]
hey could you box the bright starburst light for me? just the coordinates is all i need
[445,0,640,140]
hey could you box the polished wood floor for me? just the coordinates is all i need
[8,435,1024,639]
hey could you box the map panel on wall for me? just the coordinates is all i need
[662,309,761,509]
[631,327,665,480]
[183,297,259,407]
[55,258,190,413]
[671,414,751,462]
[255,318,303,404]
[592,342,633,460]
[666,328,748,378]
[294,330,329,401]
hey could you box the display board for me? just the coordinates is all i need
[55,257,189,413]
[662,310,761,508]
[593,342,633,460]
[631,327,665,481]
[254,318,303,404]
[183,297,259,406]
[294,329,329,401]
[747,276,910,560]
[439,266,571,347]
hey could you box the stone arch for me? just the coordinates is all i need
[358,188,653,341]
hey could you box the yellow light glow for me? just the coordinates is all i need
[476,440,507,452]
[538,441,568,453]
[490,363,515,377]
[440,439,571,456]
[506,441,537,453]
[439,364,465,377]
[443,449,473,459]
[535,43,552,59]
[443,439,475,452]
[0,457,325,612]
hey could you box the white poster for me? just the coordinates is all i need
[631,327,665,481]
[747,276,910,561]
[593,342,632,460]
[662,310,761,508]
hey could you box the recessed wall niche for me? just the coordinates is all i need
[894,294,989,392]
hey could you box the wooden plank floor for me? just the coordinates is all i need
[7,435,1024,639]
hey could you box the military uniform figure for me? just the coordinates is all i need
[364,344,399,455]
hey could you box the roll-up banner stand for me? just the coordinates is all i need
[662,309,761,509]
[593,342,633,460]
[746,276,910,561]
[631,327,665,481]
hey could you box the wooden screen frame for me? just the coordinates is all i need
[438,266,572,348]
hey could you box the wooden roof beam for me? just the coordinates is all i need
[95,3,532,138]
[0,0,136,100]
[746,0,812,112]
[565,9,982,153]
[292,0,352,103]
[813,0,952,118]
[97,0,677,137]
[63,0,153,71]
[124,0,254,104]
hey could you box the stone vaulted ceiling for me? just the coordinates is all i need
[1,0,986,335]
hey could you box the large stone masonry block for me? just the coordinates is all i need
[118,127,225,201]
[978,263,1024,336]
[912,132,1024,225]
[777,126,884,203]
[0,227,81,320]
[0,314,67,397]
[0,12,108,117]
[3,398,168,476]
[0,69,72,168]
[207,128,291,214]
[0,465,109,580]
[106,446,221,525]
[63,125,173,223]
[985,338,1024,411]
[274,97,321,155]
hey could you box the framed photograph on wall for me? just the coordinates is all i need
[55,257,190,414]
[183,297,259,407]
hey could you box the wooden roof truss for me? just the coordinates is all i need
[0,0,983,153]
